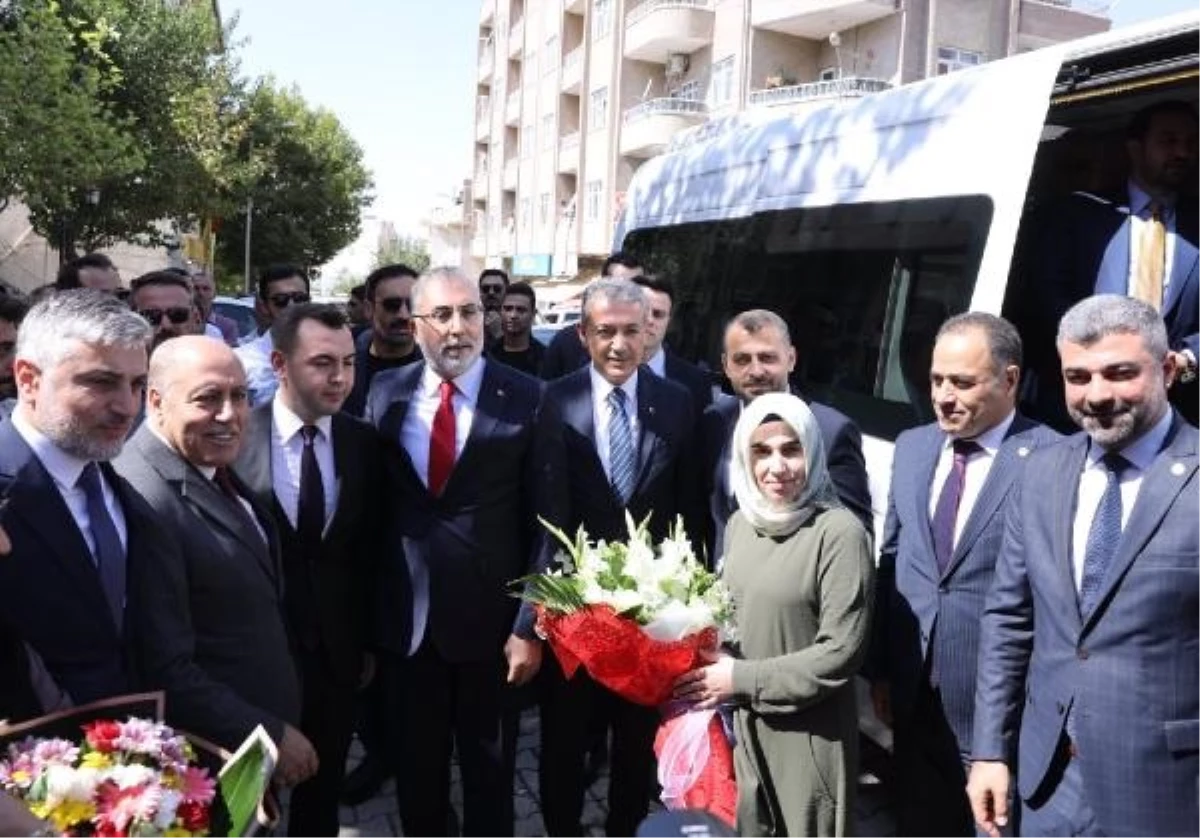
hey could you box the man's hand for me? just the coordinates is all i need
[274,724,319,787]
[504,634,543,686]
[358,652,377,691]
[966,760,1011,838]
[870,680,892,727]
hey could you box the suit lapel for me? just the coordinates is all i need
[561,370,614,502]
[1055,436,1089,624]
[238,405,275,514]
[443,363,504,498]
[633,372,663,493]
[1164,208,1199,315]
[916,428,942,575]
[325,413,355,536]
[1096,214,1131,295]
[716,402,736,516]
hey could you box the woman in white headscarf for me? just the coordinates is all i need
[673,392,874,837]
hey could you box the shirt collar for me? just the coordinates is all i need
[946,410,1016,456]
[8,408,90,490]
[1128,178,1175,220]
[271,395,333,444]
[421,356,486,403]
[1089,408,1173,473]
[589,364,638,405]
[647,348,666,377]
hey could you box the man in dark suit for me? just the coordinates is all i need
[363,267,544,836]
[969,295,1198,838]
[0,290,155,704]
[535,278,703,837]
[114,336,317,789]
[630,273,713,420]
[233,303,382,835]
[539,251,642,380]
[1022,100,1198,427]
[702,309,873,567]
[870,313,1059,835]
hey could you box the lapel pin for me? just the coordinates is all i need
[1018,446,1030,458]
[648,405,656,415]
[1171,462,1186,476]
[497,388,506,398]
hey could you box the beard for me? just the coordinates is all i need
[41,406,128,461]
[1069,395,1165,449]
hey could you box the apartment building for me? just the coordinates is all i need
[463,0,1109,279]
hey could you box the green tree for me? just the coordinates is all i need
[373,234,430,273]
[214,80,374,282]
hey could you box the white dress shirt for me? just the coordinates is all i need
[1126,179,1177,295]
[927,411,1016,546]
[401,357,486,490]
[1071,409,1172,591]
[234,331,278,407]
[270,397,338,530]
[589,365,640,481]
[8,410,128,558]
[646,347,667,377]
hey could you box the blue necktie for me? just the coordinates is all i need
[607,388,636,504]
[930,438,980,574]
[1078,452,1129,615]
[77,463,126,631]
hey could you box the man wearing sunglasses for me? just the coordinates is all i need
[342,263,422,418]
[236,264,311,407]
[129,272,203,353]
[478,268,509,343]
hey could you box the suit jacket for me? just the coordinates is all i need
[234,404,383,686]
[972,416,1198,837]
[539,325,589,381]
[701,391,873,567]
[364,359,544,662]
[872,414,1059,754]
[536,367,704,560]
[662,352,714,422]
[114,426,301,748]
[0,419,158,703]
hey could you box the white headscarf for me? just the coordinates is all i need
[731,392,840,538]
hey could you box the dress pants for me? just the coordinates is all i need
[540,660,659,836]
[383,639,518,837]
[286,648,358,837]
[891,680,975,837]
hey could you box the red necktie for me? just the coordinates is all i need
[428,379,456,496]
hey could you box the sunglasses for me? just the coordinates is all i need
[378,296,412,314]
[480,284,505,294]
[413,304,484,326]
[138,307,192,325]
[269,292,311,308]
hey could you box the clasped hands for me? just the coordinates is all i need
[671,648,735,710]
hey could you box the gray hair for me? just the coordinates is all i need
[1056,295,1169,360]
[937,311,1024,372]
[726,309,793,345]
[411,265,479,313]
[17,288,152,368]
[580,278,647,326]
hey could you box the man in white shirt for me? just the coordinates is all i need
[235,264,311,407]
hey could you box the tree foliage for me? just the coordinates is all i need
[373,233,431,274]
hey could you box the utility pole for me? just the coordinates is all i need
[243,194,253,295]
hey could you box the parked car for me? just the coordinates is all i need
[213,296,259,342]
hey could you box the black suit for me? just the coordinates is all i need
[0,419,157,704]
[535,367,703,837]
[662,351,714,422]
[701,391,873,566]
[538,325,589,380]
[234,404,383,836]
[364,359,545,836]
[113,426,301,749]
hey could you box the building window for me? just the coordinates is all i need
[585,180,603,222]
[539,192,550,225]
[708,56,734,107]
[671,79,701,101]
[542,113,556,148]
[818,66,840,82]
[520,196,531,228]
[936,46,983,75]
[592,0,612,40]
[589,87,608,130]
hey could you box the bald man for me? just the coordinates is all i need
[114,337,317,788]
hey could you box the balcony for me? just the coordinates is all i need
[1016,0,1109,50]
[508,17,525,57]
[564,0,585,13]
[475,96,492,139]
[480,0,495,24]
[748,76,892,108]
[561,45,583,93]
[751,0,896,40]
[624,0,714,63]
[503,158,519,189]
[478,45,494,81]
[505,90,521,126]
[558,132,581,172]
[474,161,490,187]
[620,97,708,158]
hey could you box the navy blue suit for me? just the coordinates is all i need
[973,416,1198,837]
[873,414,1059,833]
[364,358,545,836]
[535,366,702,837]
[0,418,159,704]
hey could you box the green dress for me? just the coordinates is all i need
[725,506,874,837]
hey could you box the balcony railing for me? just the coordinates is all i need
[476,95,491,121]
[747,77,892,107]
[623,96,708,125]
[626,0,711,27]
[560,131,580,150]
[563,45,582,71]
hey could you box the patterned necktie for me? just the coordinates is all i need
[607,387,636,505]
[77,463,126,631]
[1079,452,1129,615]
[428,379,456,496]
[297,425,325,541]
[1134,201,1166,310]
[930,438,981,574]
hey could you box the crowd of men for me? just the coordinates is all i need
[0,99,1195,838]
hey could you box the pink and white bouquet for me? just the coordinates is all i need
[0,717,217,836]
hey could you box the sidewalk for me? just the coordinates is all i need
[334,709,896,837]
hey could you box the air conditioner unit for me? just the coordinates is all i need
[666,53,689,77]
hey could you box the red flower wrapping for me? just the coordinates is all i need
[654,712,738,827]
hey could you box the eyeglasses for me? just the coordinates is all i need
[378,296,412,314]
[138,307,192,325]
[413,304,484,326]
[480,284,505,295]
[268,292,310,308]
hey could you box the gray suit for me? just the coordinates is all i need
[972,415,1198,836]
[114,426,301,749]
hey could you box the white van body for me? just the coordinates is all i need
[615,11,1199,541]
